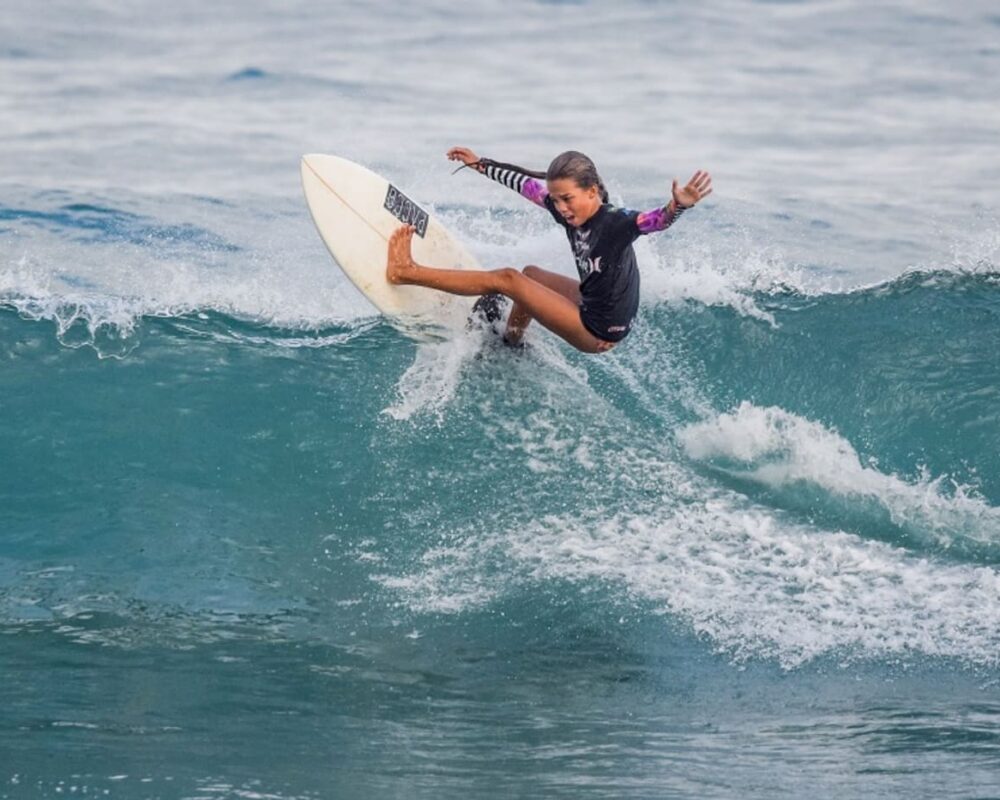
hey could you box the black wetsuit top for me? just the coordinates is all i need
[478,160,684,343]
[543,198,643,341]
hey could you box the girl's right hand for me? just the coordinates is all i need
[446,146,480,166]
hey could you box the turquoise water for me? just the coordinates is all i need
[3,1,1000,797]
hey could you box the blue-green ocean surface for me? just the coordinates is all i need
[2,1,1000,797]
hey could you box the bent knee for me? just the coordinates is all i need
[522,264,544,280]
[495,267,523,293]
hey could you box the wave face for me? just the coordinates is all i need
[3,263,1000,796]
[4,0,1000,796]
[5,270,1000,645]
[672,271,1000,555]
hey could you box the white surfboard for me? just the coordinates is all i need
[300,154,480,323]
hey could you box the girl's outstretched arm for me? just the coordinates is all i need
[636,170,713,234]
[447,146,549,208]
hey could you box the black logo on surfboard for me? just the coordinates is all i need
[384,185,428,238]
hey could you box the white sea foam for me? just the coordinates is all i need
[383,317,591,423]
[373,380,1000,669]
[383,330,485,422]
[0,196,378,345]
[375,465,1000,669]
[520,504,1000,668]
[635,230,782,324]
[678,402,1000,550]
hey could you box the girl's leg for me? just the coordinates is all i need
[504,265,581,345]
[387,225,612,354]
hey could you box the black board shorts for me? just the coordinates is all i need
[578,295,637,343]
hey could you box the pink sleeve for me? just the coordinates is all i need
[520,178,549,208]
[636,204,685,235]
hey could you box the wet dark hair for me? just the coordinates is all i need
[545,151,609,204]
[479,151,609,204]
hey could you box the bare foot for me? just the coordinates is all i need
[386,225,419,285]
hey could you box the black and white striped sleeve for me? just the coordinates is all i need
[478,161,549,207]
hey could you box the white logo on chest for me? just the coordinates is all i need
[573,230,602,277]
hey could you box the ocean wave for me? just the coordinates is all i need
[678,402,1000,558]
[375,478,1000,670]
[646,268,1000,503]
[0,199,238,251]
[797,265,1000,303]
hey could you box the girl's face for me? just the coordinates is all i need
[547,178,602,227]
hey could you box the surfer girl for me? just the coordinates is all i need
[385,147,712,354]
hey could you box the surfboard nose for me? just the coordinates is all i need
[299,153,480,322]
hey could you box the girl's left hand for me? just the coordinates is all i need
[672,170,713,209]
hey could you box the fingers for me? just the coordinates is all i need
[688,170,712,193]
[679,171,713,205]
[446,146,477,164]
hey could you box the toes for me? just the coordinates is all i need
[389,224,414,248]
